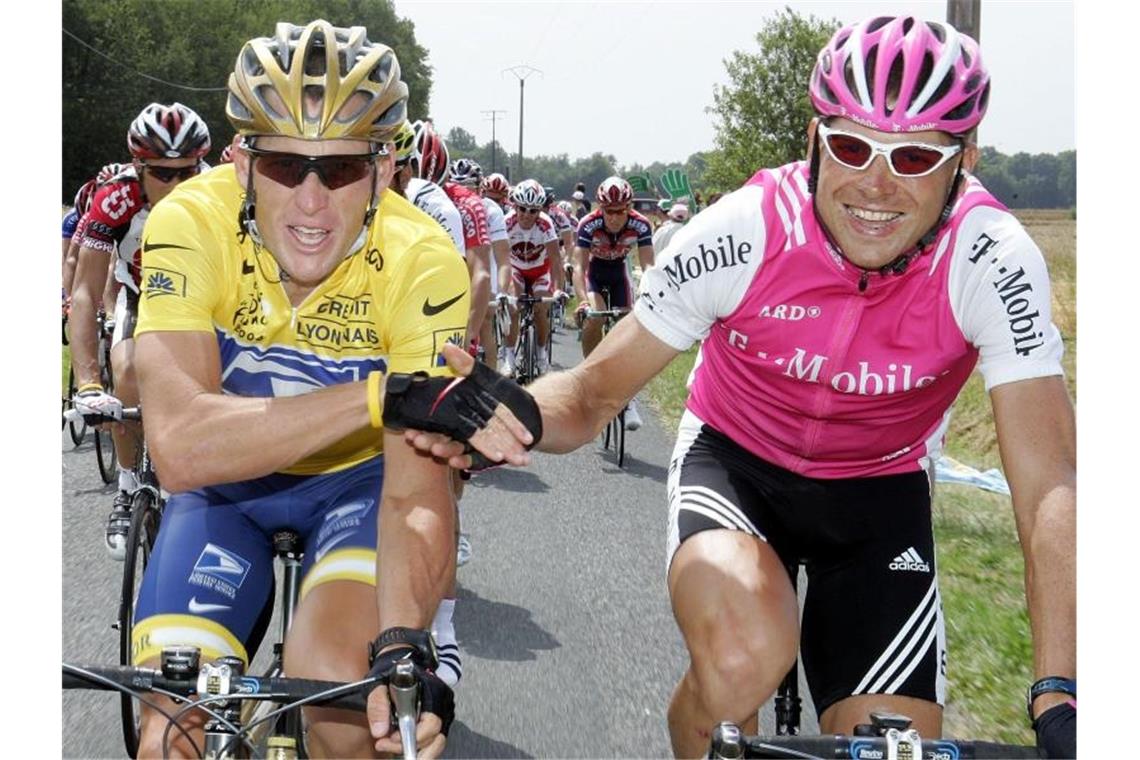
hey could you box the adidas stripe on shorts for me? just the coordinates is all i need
[667,410,947,715]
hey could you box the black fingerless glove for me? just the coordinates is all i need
[367,645,456,737]
[383,362,543,451]
[1034,701,1076,759]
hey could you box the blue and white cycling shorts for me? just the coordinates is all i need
[131,456,383,667]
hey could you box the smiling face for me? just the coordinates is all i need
[234,136,394,297]
[811,117,977,270]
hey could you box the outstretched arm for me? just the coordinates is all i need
[990,375,1076,714]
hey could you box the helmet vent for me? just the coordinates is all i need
[228,93,252,121]
[926,21,946,43]
[303,31,328,76]
[817,77,839,106]
[900,17,915,35]
[241,47,265,77]
[256,85,286,121]
[373,100,406,132]
[885,52,904,116]
[334,91,372,123]
[303,85,325,121]
[944,92,977,122]
[370,51,394,85]
[866,17,892,34]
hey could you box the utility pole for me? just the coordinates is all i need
[503,65,542,180]
[947,0,981,144]
[946,0,980,42]
[481,109,506,173]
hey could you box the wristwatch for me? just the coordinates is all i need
[367,627,439,671]
[1025,676,1076,723]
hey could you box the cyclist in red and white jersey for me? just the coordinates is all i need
[63,163,129,300]
[543,186,577,287]
[502,179,562,376]
[481,172,511,211]
[414,125,493,347]
[573,176,655,429]
[69,103,211,560]
[393,16,1075,759]
[450,158,511,374]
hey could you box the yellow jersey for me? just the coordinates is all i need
[135,164,470,475]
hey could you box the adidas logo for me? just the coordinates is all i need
[889,547,930,572]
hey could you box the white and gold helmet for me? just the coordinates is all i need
[226,19,408,144]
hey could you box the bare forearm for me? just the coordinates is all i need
[69,285,103,386]
[1021,484,1076,679]
[143,379,372,492]
[375,493,455,631]
[466,247,491,339]
[529,365,620,452]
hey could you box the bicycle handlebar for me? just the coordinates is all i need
[488,294,564,308]
[708,721,1042,759]
[62,406,141,425]
[63,662,371,712]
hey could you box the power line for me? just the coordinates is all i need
[63,27,229,92]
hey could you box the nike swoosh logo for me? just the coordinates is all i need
[142,240,194,253]
[188,597,232,614]
[422,292,466,316]
[242,261,255,274]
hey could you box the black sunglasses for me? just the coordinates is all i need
[245,148,380,190]
[143,164,200,183]
[517,206,542,214]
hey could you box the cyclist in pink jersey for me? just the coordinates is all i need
[387,15,1075,759]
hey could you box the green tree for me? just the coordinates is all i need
[62,0,433,203]
[704,7,838,190]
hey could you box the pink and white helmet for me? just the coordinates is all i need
[809,16,989,135]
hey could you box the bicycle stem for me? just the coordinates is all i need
[388,660,420,760]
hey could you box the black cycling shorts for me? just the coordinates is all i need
[585,257,633,308]
[666,411,947,715]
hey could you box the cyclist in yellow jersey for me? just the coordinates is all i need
[132,20,465,758]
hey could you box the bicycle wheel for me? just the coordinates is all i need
[66,366,87,445]
[616,408,627,468]
[119,490,161,759]
[95,428,117,484]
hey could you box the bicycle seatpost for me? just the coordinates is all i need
[388,659,419,760]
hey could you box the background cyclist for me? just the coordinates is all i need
[69,104,210,560]
[572,175,655,430]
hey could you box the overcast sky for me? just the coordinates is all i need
[392,0,1074,167]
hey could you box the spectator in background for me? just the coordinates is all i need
[651,202,690,251]
[706,191,724,206]
[571,181,592,217]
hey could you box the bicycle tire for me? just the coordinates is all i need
[118,490,160,759]
[616,408,626,468]
[66,365,87,445]
[96,428,117,484]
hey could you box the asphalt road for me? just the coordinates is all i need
[61,324,817,758]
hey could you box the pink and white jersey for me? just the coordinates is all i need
[504,210,557,270]
[635,160,1064,478]
[79,166,149,293]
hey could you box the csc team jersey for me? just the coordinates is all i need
[635,160,1064,478]
[79,166,149,292]
[576,208,653,260]
[136,164,471,476]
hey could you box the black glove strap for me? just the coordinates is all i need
[367,627,438,671]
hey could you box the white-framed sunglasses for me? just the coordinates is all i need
[817,122,963,178]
